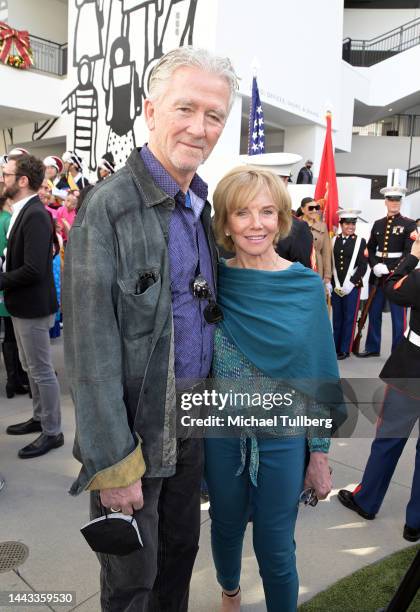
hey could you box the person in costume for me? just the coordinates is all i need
[331,209,368,360]
[62,151,90,191]
[56,191,78,243]
[338,235,420,543]
[97,155,115,181]
[357,184,416,357]
[43,156,68,202]
[38,179,61,220]
[207,166,339,612]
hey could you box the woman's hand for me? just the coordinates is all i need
[303,452,332,500]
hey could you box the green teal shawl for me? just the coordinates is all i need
[218,260,341,406]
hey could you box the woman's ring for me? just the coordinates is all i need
[110,506,121,512]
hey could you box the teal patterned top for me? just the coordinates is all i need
[212,326,331,486]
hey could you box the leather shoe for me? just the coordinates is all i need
[337,352,349,360]
[337,489,376,520]
[18,433,64,459]
[6,417,42,436]
[403,524,420,542]
[355,351,380,358]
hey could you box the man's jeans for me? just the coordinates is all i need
[12,314,61,436]
[90,438,203,612]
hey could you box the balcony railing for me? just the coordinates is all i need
[29,35,67,76]
[343,16,420,67]
[407,165,420,195]
[353,114,420,138]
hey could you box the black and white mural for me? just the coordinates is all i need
[61,0,200,172]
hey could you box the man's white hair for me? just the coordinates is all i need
[148,46,239,113]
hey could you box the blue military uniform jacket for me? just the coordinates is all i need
[332,234,367,288]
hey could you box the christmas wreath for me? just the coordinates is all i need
[0,21,33,70]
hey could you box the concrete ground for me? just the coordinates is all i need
[0,313,417,611]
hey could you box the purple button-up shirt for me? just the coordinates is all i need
[140,146,215,383]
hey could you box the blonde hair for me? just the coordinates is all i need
[213,166,292,252]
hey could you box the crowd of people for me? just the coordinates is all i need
[1,45,419,612]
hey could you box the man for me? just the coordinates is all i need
[1,155,63,458]
[338,235,420,542]
[330,209,367,360]
[296,159,313,184]
[62,151,89,190]
[63,47,237,611]
[357,185,416,357]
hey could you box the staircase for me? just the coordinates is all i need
[343,16,420,67]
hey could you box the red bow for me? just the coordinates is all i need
[0,21,33,68]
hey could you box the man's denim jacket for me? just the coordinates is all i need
[63,149,217,495]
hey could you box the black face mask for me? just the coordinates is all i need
[190,274,223,324]
[81,512,143,556]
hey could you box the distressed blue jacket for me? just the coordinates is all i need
[63,149,217,495]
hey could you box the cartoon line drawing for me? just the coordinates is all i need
[61,0,199,172]
[74,0,104,68]
[62,57,98,171]
[104,36,141,168]
[32,118,59,141]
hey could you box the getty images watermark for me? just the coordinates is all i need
[174,378,420,439]
[179,389,333,431]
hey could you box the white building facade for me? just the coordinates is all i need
[1,0,420,218]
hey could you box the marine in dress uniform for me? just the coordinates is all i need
[357,185,416,357]
[338,235,420,542]
[331,209,367,359]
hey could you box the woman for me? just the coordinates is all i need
[0,194,29,397]
[206,167,340,611]
[300,196,332,286]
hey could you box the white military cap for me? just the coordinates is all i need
[380,185,407,198]
[240,152,302,177]
[338,209,363,222]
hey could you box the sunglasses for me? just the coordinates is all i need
[299,467,333,507]
[190,274,223,324]
[308,204,321,212]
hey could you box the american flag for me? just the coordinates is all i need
[248,76,265,155]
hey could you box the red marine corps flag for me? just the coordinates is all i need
[315,112,339,235]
